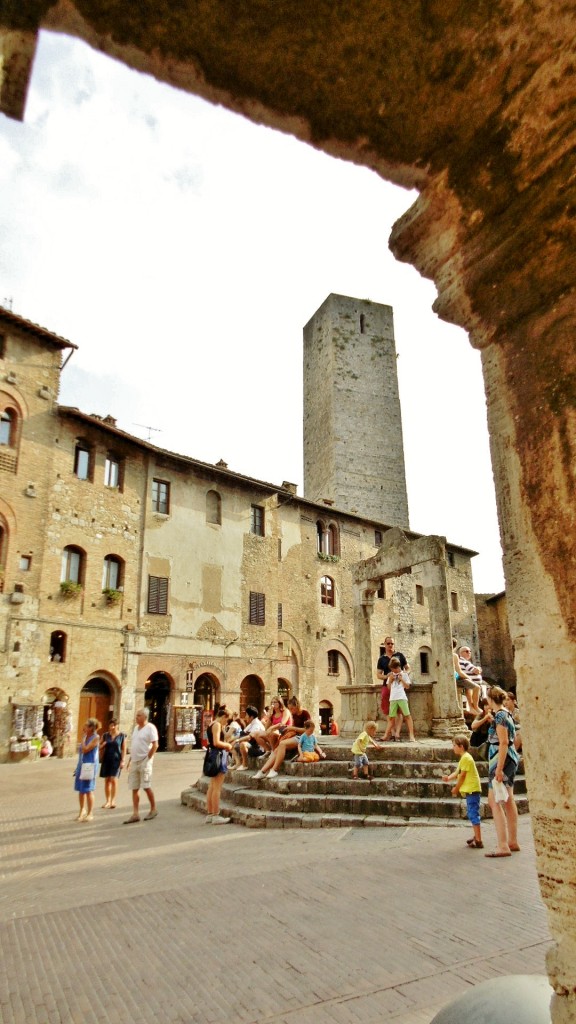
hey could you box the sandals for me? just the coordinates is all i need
[485,850,512,858]
[466,838,484,849]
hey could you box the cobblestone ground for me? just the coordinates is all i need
[0,752,551,1024]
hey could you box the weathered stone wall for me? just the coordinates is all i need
[475,591,516,688]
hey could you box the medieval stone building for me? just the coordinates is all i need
[0,301,477,759]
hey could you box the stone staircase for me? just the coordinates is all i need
[181,739,529,829]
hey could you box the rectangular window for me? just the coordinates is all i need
[374,530,382,546]
[420,651,430,674]
[249,591,265,625]
[152,478,170,514]
[415,584,424,605]
[148,575,169,614]
[104,455,121,489]
[328,650,339,675]
[377,581,385,599]
[451,591,459,611]
[19,555,32,571]
[0,334,5,358]
[250,504,264,536]
[447,551,455,567]
[277,602,283,628]
[74,444,91,480]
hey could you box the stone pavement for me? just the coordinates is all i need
[0,752,551,1024]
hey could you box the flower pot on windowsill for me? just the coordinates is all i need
[60,581,83,599]
[318,552,340,563]
[102,588,122,606]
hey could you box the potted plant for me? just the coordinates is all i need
[60,580,83,599]
[102,588,122,605]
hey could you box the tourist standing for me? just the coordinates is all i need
[99,719,126,809]
[74,718,100,822]
[124,708,159,824]
[205,707,233,825]
[377,636,410,739]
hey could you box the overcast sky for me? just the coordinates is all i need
[0,30,504,593]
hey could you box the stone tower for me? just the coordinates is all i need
[303,294,409,527]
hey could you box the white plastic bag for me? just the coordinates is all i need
[492,779,509,803]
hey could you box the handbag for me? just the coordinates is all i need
[79,761,95,781]
[203,747,225,777]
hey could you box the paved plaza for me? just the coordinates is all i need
[0,752,551,1024]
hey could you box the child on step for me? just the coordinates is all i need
[295,720,326,764]
[350,721,381,779]
[381,658,416,742]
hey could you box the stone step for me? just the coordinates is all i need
[183,741,528,829]
[182,785,529,829]
[187,776,528,821]
[227,771,528,798]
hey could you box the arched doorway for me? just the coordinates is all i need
[77,678,113,741]
[240,675,264,716]
[193,673,219,711]
[145,672,172,752]
[319,699,333,736]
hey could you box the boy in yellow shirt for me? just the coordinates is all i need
[350,721,381,780]
[442,735,483,849]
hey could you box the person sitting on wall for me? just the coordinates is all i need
[457,645,483,715]
[254,696,293,753]
[233,706,266,772]
[253,696,311,780]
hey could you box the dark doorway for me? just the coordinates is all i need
[240,675,264,715]
[193,673,218,711]
[145,672,171,751]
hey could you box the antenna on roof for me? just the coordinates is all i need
[133,422,162,442]
[3,297,13,310]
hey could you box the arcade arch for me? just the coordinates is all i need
[77,674,118,742]
[239,675,264,716]
[145,671,174,751]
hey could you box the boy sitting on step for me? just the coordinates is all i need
[350,721,381,779]
[295,720,327,764]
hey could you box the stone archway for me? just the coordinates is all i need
[77,677,114,741]
[3,6,576,1015]
[145,671,173,752]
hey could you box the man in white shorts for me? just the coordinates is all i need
[124,707,159,823]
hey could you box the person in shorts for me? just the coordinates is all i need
[124,708,159,823]
[350,721,381,779]
[234,706,266,771]
[442,735,483,849]
[381,658,416,742]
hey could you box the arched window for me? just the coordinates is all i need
[49,630,67,663]
[102,554,124,591]
[206,489,222,525]
[0,408,15,446]
[61,545,85,584]
[320,575,335,606]
[317,520,340,556]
